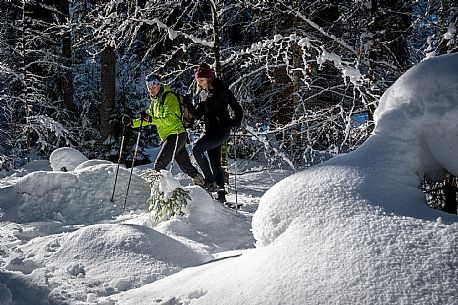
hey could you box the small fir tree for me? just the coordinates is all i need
[141,169,191,222]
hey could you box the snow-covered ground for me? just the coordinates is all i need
[1,53,458,305]
[0,148,290,305]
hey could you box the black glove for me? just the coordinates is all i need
[140,111,151,122]
[122,114,131,126]
[192,93,201,105]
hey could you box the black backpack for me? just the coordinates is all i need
[160,91,196,129]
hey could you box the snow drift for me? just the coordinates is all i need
[0,148,258,305]
[254,52,458,246]
[109,53,458,305]
[1,54,457,305]
[0,150,148,224]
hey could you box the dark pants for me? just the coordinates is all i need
[155,132,198,177]
[192,131,230,188]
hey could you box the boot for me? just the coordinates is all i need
[216,189,226,203]
[204,180,219,192]
[191,173,205,187]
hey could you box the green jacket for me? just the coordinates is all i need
[132,85,185,140]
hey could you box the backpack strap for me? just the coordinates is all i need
[159,91,173,107]
[159,90,183,121]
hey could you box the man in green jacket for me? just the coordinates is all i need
[124,73,205,186]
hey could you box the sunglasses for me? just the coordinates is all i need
[146,79,160,86]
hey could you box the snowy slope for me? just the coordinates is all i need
[108,53,458,305]
[0,53,457,305]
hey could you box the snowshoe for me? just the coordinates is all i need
[191,173,205,187]
[223,201,243,210]
[204,181,219,192]
[216,189,226,204]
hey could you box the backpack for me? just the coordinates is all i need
[160,91,196,129]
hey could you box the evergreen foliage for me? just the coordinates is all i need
[141,169,192,221]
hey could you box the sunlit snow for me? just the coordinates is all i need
[1,53,457,305]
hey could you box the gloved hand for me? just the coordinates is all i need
[192,93,201,105]
[122,114,131,126]
[140,111,151,122]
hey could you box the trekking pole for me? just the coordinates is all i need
[111,124,126,202]
[233,128,238,213]
[123,118,144,212]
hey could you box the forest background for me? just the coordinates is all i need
[0,0,457,210]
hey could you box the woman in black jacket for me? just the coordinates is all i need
[192,63,243,203]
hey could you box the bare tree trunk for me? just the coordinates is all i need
[366,0,380,130]
[57,0,76,117]
[443,174,457,214]
[209,0,221,77]
[270,8,300,167]
[437,0,449,54]
[367,1,411,128]
[21,0,31,163]
[100,46,116,142]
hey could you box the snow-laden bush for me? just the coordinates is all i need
[49,147,88,172]
[142,170,191,222]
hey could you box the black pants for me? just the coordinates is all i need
[192,131,230,188]
[155,132,199,177]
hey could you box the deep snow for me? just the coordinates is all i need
[1,53,458,305]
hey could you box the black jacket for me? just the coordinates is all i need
[195,78,243,134]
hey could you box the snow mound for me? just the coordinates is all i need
[373,53,458,178]
[4,223,210,302]
[0,160,52,185]
[112,213,458,305]
[74,159,112,171]
[155,186,255,253]
[1,147,258,304]
[253,53,458,247]
[139,171,255,254]
[49,147,88,172]
[0,151,149,224]
[0,283,13,305]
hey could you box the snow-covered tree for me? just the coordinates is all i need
[0,0,77,167]
[2,0,456,173]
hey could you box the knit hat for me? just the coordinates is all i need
[145,73,161,85]
[195,63,213,79]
